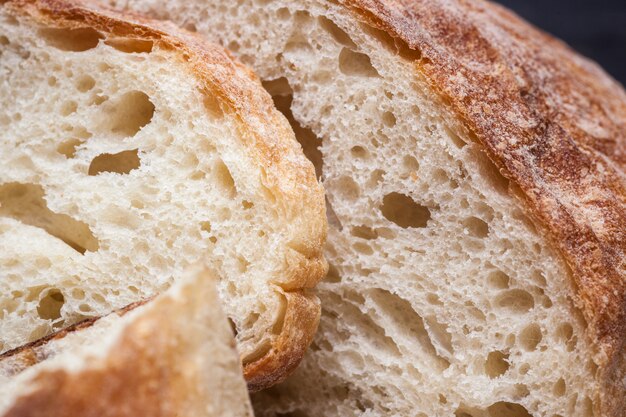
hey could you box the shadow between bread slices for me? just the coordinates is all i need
[0,0,327,392]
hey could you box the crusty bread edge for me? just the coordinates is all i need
[337,0,626,414]
[2,0,327,390]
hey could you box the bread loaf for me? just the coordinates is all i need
[113,0,626,416]
[0,0,327,390]
[0,265,254,417]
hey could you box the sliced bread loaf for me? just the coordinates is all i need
[0,264,254,417]
[0,0,326,390]
[114,0,625,416]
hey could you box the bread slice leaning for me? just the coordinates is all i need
[0,264,254,417]
[0,0,326,390]
[113,0,626,416]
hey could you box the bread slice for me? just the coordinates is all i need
[0,264,254,417]
[0,0,327,390]
[111,0,626,416]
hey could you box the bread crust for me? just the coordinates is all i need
[340,0,625,414]
[2,0,327,390]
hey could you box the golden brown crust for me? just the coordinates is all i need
[2,0,326,390]
[340,0,625,414]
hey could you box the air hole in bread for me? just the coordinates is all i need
[227,40,240,52]
[487,401,532,417]
[555,323,573,343]
[553,377,566,397]
[519,323,542,351]
[488,269,510,289]
[351,225,377,240]
[57,138,84,158]
[495,289,534,313]
[71,288,85,300]
[88,149,140,175]
[368,169,385,188]
[318,16,356,48]
[59,100,78,116]
[200,221,212,233]
[275,7,291,20]
[75,75,96,92]
[264,77,323,179]
[382,111,396,127]
[78,303,92,313]
[237,256,250,273]
[381,192,431,228]
[285,33,313,54]
[29,324,50,342]
[402,155,419,174]
[353,241,374,255]
[37,288,64,321]
[104,37,154,53]
[38,27,103,52]
[90,94,108,106]
[485,350,510,378]
[338,48,380,77]
[100,91,155,137]
[350,145,369,159]
[0,35,8,45]
[0,183,99,253]
[333,176,360,202]
[424,315,454,357]
[463,216,489,238]
[214,159,237,198]
[369,289,450,370]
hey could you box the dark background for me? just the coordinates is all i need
[497,0,626,85]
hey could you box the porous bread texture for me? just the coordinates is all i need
[0,0,326,388]
[116,0,607,416]
[0,265,254,417]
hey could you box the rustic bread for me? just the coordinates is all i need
[0,264,254,417]
[113,0,626,416]
[0,0,326,390]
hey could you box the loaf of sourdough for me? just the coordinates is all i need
[0,0,326,390]
[113,0,626,416]
[0,264,254,417]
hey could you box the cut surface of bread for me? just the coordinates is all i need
[0,265,254,417]
[113,0,626,416]
[0,0,327,389]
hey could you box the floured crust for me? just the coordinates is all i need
[339,0,625,414]
[2,0,327,390]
